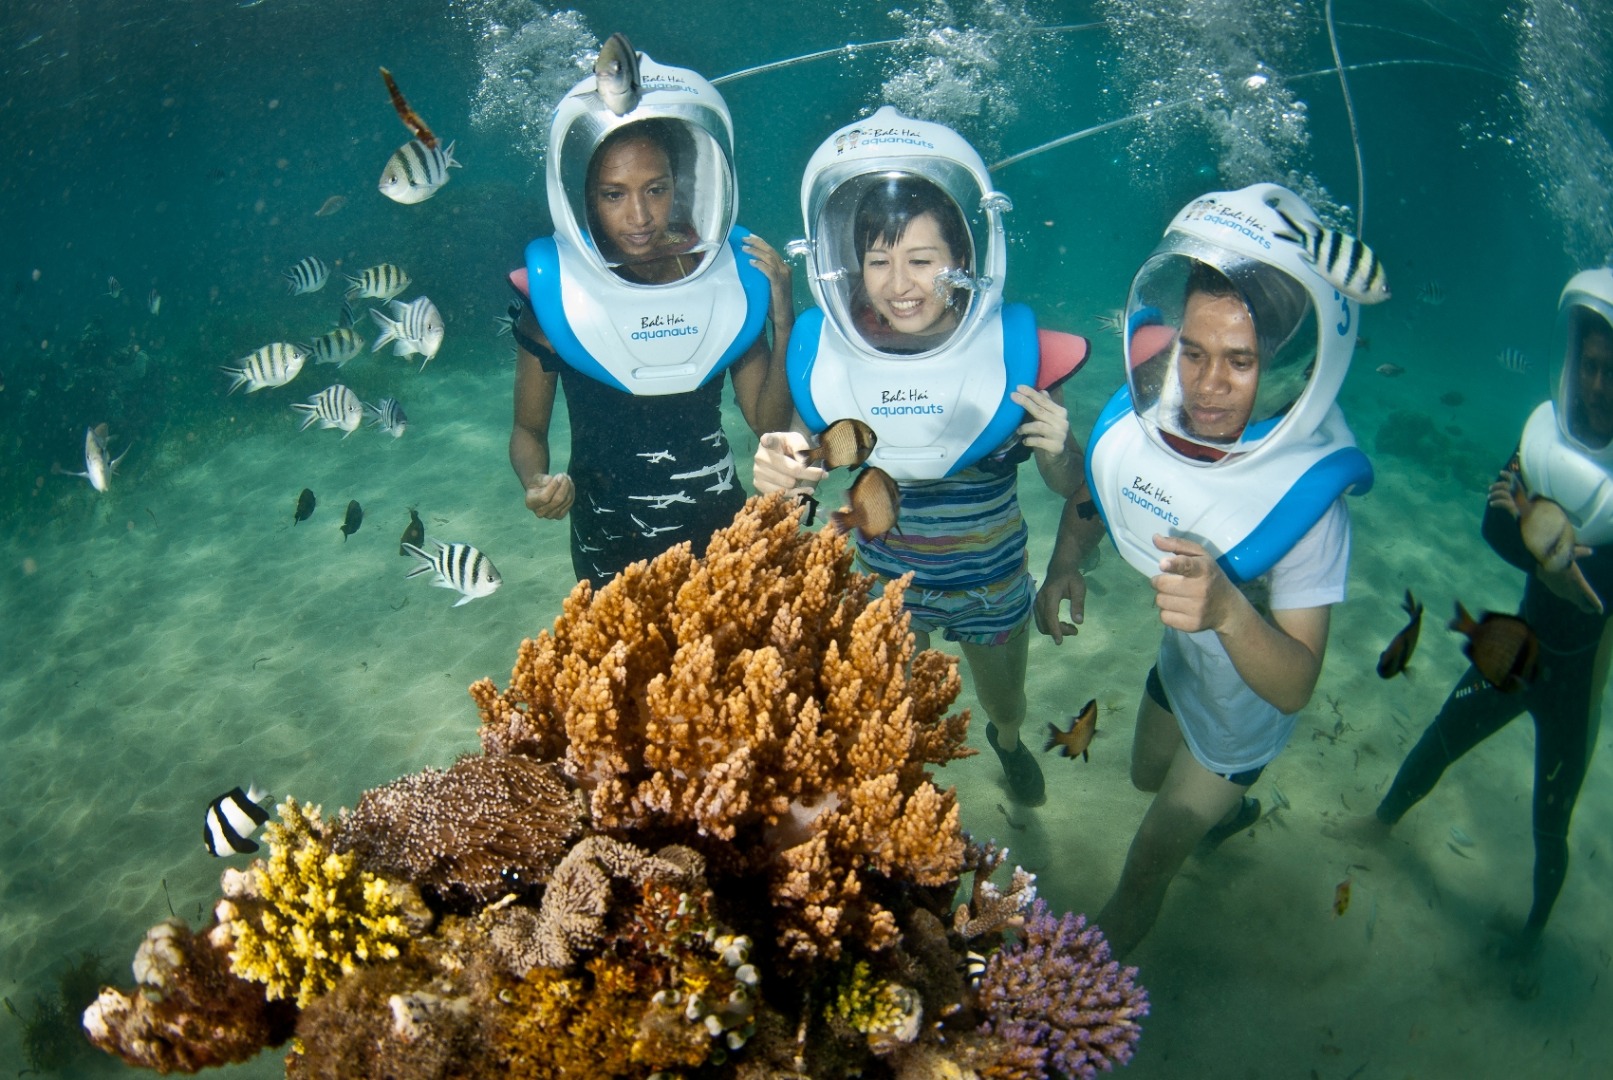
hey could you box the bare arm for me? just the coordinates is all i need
[1150,534,1330,714]
[1034,485,1109,644]
[511,343,574,519]
[730,233,796,435]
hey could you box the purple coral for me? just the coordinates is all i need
[974,900,1149,1079]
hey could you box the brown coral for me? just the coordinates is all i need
[333,755,583,907]
[469,494,974,964]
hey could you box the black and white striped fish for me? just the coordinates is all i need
[203,784,271,857]
[365,395,408,437]
[403,539,502,606]
[1418,279,1446,306]
[1273,209,1390,305]
[222,342,307,393]
[371,295,444,370]
[344,263,411,302]
[378,138,460,205]
[305,326,366,368]
[283,256,329,295]
[1498,346,1532,375]
[290,383,363,436]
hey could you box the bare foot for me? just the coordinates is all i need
[1323,813,1392,845]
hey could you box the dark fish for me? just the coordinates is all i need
[293,487,316,524]
[1439,391,1465,407]
[400,508,424,555]
[1044,698,1097,761]
[203,785,270,857]
[594,33,642,116]
[830,466,900,540]
[1272,208,1389,304]
[1376,589,1423,679]
[1356,336,1370,352]
[806,417,877,470]
[340,499,363,540]
[1449,600,1540,693]
[380,66,437,149]
[1333,877,1352,917]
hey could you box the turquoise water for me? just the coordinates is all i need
[3,0,1611,1076]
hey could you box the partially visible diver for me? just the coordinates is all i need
[1342,269,1613,998]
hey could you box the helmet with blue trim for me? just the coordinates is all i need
[1124,183,1358,467]
[1552,267,1613,459]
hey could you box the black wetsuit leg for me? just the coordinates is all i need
[1375,666,1526,825]
[1524,655,1595,934]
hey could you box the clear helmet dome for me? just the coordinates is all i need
[797,106,1009,358]
[1124,183,1356,467]
[1551,268,1613,461]
[546,52,736,286]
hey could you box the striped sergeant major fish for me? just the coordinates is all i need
[371,295,444,370]
[59,423,130,493]
[222,341,307,393]
[344,263,411,303]
[365,395,408,437]
[403,539,502,607]
[1272,209,1390,305]
[290,383,363,436]
[305,326,366,368]
[203,784,271,856]
[379,137,460,205]
[283,255,329,295]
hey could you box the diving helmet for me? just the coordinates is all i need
[1124,183,1358,467]
[1550,268,1613,460]
[547,52,736,284]
[795,106,1009,358]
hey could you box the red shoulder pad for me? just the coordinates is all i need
[1036,329,1091,390]
[509,267,531,301]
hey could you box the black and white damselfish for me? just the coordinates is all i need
[379,137,460,205]
[203,784,271,857]
[403,539,503,607]
[283,256,329,295]
[1272,209,1390,305]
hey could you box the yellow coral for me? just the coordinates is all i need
[226,798,410,1008]
[826,961,922,1049]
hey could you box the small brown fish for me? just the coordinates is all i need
[380,66,437,150]
[1449,600,1540,693]
[314,195,348,218]
[1376,589,1422,679]
[1333,877,1352,917]
[293,487,316,525]
[831,466,900,540]
[806,417,877,471]
[1375,363,1404,377]
[340,499,363,540]
[1044,698,1097,762]
[400,507,424,556]
[1439,390,1465,407]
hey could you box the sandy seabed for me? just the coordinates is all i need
[2,350,1609,1079]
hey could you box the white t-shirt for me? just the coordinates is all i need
[1156,498,1352,774]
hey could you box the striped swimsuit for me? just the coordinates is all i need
[853,453,1032,646]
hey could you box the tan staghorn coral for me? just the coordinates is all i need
[220,798,414,1008]
[470,494,974,964]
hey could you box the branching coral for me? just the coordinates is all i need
[470,494,974,964]
[334,754,583,907]
[953,840,1037,941]
[219,798,414,1008]
[973,900,1150,1080]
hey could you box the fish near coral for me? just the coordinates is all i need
[806,417,877,470]
[1044,698,1097,762]
[1449,600,1540,693]
[1376,589,1422,678]
[831,466,900,540]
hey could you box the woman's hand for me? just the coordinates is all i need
[524,472,575,519]
[753,432,825,497]
[744,234,795,334]
[1011,384,1071,455]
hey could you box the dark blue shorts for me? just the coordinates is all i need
[1145,666,1265,787]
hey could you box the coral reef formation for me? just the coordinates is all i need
[334,754,583,908]
[974,900,1150,1079]
[470,493,973,965]
[218,798,415,1007]
[86,496,1148,1078]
